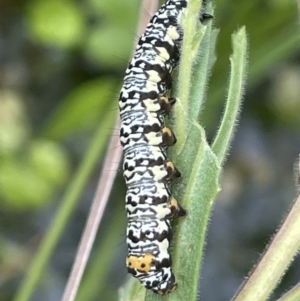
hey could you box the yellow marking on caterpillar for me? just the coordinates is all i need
[126,254,155,272]
[169,197,180,210]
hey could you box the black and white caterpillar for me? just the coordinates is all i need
[119,0,211,295]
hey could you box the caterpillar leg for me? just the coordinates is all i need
[158,95,176,115]
[161,127,177,147]
[165,161,181,183]
[199,13,213,22]
[168,197,187,219]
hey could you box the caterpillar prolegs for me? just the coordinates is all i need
[119,0,211,295]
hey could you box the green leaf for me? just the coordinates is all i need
[28,139,70,185]
[212,27,248,165]
[84,26,134,68]
[0,159,53,210]
[188,24,219,129]
[25,0,85,48]
[43,78,116,139]
[119,278,146,301]
[170,125,220,301]
[88,0,140,26]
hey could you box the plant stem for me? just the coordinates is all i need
[277,282,300,301]
[233,192,300,301]
[13,108,116,301]
[175,0,204,153]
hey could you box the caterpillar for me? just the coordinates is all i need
[119,0,211,295]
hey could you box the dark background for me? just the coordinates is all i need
[0,0,299,300]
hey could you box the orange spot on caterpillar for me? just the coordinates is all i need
[126,254,155,272]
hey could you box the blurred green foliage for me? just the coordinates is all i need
[83,0,140,67]
[0,0,299,300]
[0,90,69,210]
[43,78,116,139]
[204,0,299,131]
[25,0,141,68]
[25,0,85,48]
